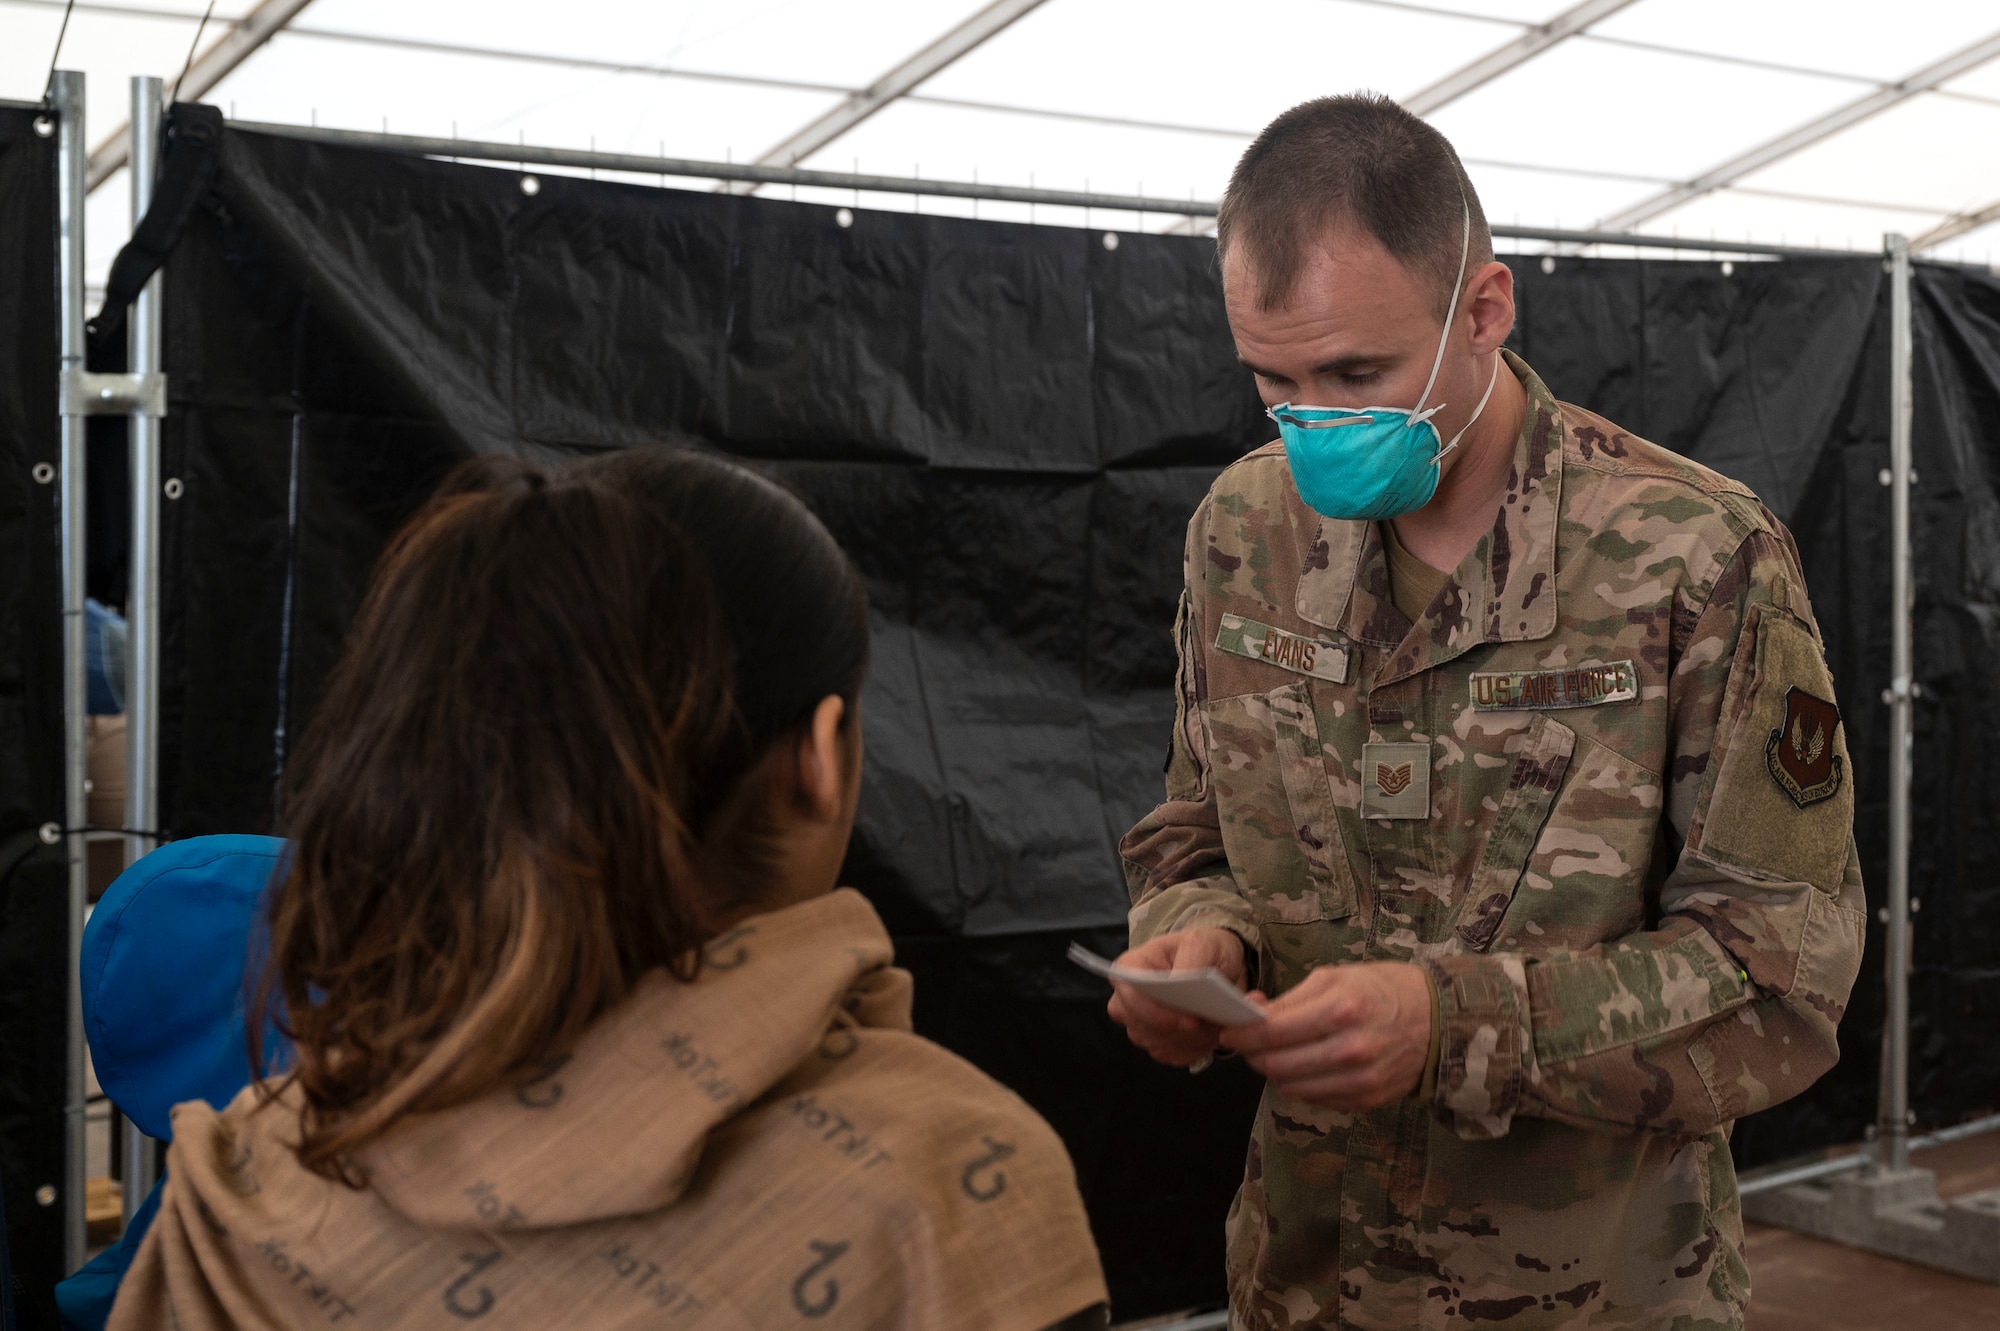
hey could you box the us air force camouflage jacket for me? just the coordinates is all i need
[1121,352,1866,1331]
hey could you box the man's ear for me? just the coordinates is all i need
[793,695,848,823]
[1466,258,1516,355]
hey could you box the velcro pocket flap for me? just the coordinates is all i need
[1271,684,1357,921]
[1203,683,1356,924]
[1455,712,1577,950]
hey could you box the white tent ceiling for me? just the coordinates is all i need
[5,0,1999,288]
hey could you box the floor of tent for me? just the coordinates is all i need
[1746,1130,2000,1330]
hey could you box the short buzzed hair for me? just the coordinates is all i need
[1217,94,1493,316]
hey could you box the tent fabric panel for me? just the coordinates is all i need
[0,102,68,1331]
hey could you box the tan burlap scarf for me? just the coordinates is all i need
[109,889,1106,1329]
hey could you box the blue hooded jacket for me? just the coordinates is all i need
[56,836,291,1330]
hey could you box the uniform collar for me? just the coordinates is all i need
[1296,349,1563,682]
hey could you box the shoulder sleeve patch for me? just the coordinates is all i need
[1693,605,1853,892]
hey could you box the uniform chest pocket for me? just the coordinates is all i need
[1202,682,1356,924]
[1456,720,1667,951]
[1455,713,1576,949]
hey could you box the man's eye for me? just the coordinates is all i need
[1340,372,1382,389]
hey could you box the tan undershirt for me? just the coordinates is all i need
[1382,520,1451,623]
[1380,519,1449,1100]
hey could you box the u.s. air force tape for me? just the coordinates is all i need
[1469,660,1638,710]
[1214,614,1350,683]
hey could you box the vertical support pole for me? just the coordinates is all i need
[1880,233,1914,1175]
[51,67,89,1273]
[123,74,165,1223]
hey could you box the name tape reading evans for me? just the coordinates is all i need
[1469,660,1638,710]
[1215,615,1350,683]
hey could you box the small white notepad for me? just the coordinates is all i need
[1068,943,1265,1026]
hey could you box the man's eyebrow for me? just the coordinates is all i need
[1236,353,1390,379]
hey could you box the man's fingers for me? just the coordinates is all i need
[1125,1028,1214,1067]
[1119,1016,1218,1066]
[1113,928,1246,987]
[1108,985,1222,1068]
[1109,985,1212,1037]
[1110,987,1197,1032]
[1240,1031,1383,1082]
[1222,993,1359,1053]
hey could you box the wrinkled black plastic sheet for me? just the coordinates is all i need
[145,125,2000,1310]
[162,130,1270,1316]
[0,104,69,1326]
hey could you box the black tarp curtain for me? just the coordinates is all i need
[0,103,71,1329]
[6,113,2000,1316]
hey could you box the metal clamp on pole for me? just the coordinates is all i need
[59,369,167,417]
[1880,675,1921,705]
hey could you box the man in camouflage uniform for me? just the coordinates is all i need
[1107,97,1866,1330]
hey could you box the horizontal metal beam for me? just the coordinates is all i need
[1492,223,1870,259]
[229,119,1939,262]
[232,120,1214,214]
[1737,1113,2000,1198]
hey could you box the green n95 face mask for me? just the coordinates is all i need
[1267,205,1500,522]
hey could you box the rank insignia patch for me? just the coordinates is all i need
[1360,741,1430,820]
[1767,686,1843,808]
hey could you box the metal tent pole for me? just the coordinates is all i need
[1879,233,1915,1175]
[123,74,166,1222]
[50,67,90,1274]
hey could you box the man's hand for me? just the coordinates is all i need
[1106,928,1248,1068]
[1220,961,1433,1109]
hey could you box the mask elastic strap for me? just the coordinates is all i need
[1434,351,1501,467]
[1408,200,1474,428]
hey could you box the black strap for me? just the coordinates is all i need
[87,102,225,350]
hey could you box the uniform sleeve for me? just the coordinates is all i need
[1120,505,1262,957]
[1423,526,1868,1140]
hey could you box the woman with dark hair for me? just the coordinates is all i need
[107,449,1108,1330]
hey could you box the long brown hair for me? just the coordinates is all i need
[256,448,868,1180]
